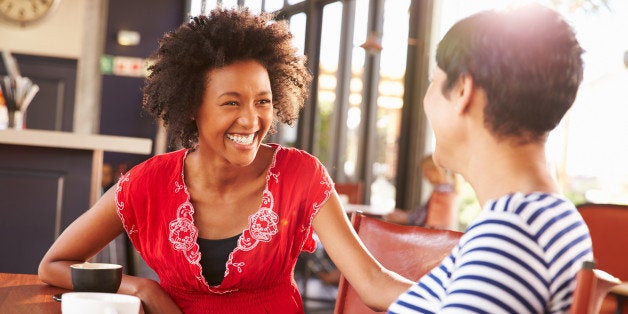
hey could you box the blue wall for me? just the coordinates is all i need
[100,0,184,169]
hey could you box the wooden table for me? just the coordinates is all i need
[0,273,68,313]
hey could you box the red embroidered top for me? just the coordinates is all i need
[115,144,333,313]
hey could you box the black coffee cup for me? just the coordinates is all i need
[70,262,123,293]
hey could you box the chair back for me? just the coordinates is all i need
[334,212,463,314]
[335,182,364,204]
[577,203,628,281]
[570,261,621,314]
[577,203,628,313]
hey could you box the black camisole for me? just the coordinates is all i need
[197,233,241,286]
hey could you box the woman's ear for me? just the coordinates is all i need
[452,73,475,114]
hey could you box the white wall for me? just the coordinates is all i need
[0,0,87,59]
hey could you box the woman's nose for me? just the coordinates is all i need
[237,104,259,128]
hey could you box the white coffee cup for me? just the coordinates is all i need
[62,292,140,314]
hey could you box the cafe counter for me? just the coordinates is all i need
[0,129,152,274]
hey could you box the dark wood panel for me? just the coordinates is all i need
[0,54,77,132]
[0,168,63,274]
[0,144,93,274]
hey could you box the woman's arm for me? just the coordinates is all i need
[38,187,124,289]
[38,186,182,314]
[312,192,413,311]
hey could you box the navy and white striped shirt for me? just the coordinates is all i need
[388,192,593,314]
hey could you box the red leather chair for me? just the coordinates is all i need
[334,212,462,314]
[578,203,628,313]
[570,261,621,314]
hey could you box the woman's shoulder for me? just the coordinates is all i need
[269,143,323,167]
[125,148,187,180]
[487,192,575,217]
[266,144,330,190]
[117,149,188,203]
[466,192,591,254]
[475,192,585,239]
[137,148,185,167]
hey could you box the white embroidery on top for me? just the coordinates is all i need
[223,149,281,276]
[168,201,201,265]
[300,172,333,249]
[169,149,210,290]
[269,171,279,183]
[170,146,281,292]
[241,190,278,250]
[115,173,138,235]
[223,188,278,278]
[174,181,184,193]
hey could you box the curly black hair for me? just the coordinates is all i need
[143,8,311,148]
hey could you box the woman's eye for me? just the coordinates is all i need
[258,99,272,105]
[222,101,238,106]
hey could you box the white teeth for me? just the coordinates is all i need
[226,133,255,145]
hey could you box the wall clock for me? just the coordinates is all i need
[0,0,61,27]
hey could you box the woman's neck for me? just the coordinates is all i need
[186,144,273,192]
[463,139,559,206]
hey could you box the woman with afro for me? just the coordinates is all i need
[39,8,413,313]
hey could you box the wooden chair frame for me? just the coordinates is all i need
[570,261,621,314]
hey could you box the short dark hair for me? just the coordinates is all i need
[436,4,583,143]
[143,8,311,148]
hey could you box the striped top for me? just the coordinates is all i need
[388,192,593,314]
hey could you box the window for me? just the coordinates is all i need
[370,0,410,210]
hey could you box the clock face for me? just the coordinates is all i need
[0,0,60,26]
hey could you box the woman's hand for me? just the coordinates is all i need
[120,276,182,314]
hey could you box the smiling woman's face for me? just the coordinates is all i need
[195,60,274,167]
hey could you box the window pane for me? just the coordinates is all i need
[343,0,369,180]
[220,0,238,9]
[264,0,284,12]
[369,0,411,211]
[189,0,218,16]
[203,0,218,14]
[243,0,262,13]
[313,2,343,165]
[550,0,628,205]
[276,13,307,147]
[189,0,202,16]
[289,13,307,56]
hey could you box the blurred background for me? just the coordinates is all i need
[2,0,626,228]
